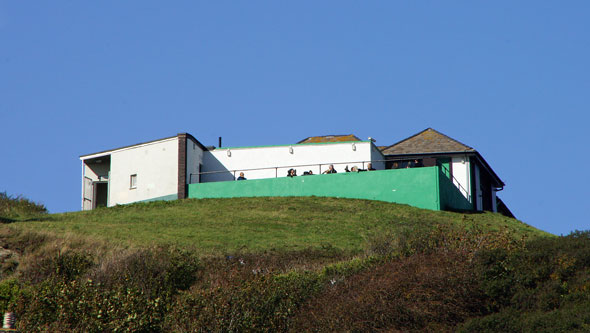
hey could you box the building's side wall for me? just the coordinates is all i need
[451,156,472,201]
[370,143,386,170]
[108,137,179,206]
[201,142,376,182]
[190,167,440,210]
[186,137,204,184]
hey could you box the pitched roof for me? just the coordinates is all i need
[381,128,475,155]
[297,134,362,144]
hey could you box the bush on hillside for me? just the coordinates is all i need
[15,278,167,332]
[0,278,20,314]
[459,230,590,332]
[0,192,47,220]
[88,248,200,296]
[293,251,485,332]
[166,270,324,332]
[20,251,93,284]
[13,248,200,332]
[365,222,525,259]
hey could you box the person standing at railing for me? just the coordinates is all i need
[237,172,247,180]
[323,165,337,174]
[287,169,297,177]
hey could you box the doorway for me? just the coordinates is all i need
[93,182,108,208]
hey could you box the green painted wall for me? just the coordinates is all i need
[438,168,473,211]
[189,167,442,210]
[438,158,451,178]
[137,193,178,203]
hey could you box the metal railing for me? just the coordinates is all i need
[439,164,472,203]
[188,158,472,203]
[189,159,377,183]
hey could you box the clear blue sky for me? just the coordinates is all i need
[1,2,588,235]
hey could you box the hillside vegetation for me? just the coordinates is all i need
[1,195,589,332]
[0,192,47,222]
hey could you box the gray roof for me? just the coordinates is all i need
[381,128,475,155]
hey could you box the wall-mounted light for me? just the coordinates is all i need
[227,149,231,157]
[351,143,356,151]
[289,146,294,154]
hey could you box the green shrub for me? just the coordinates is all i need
[11,248,200,331]
[165,271,323,331]
[15,278,166,332]
[463,230,590,331]
[0,192,47,219]
[0,278,20,313]
[459,301,590,333]
[21,250,93,284]
[89,248,200,296]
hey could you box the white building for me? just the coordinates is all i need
[80,133,205,210]
[79,129,512,217]
[79,133,382,210]
[201,139,384,182]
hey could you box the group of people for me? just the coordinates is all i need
[287,168,317,177]
[344,162,375,173]
[391,159,423,169]
[237,162,379,181]
[288,163,375,177]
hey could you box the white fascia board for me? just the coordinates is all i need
[216,140,372,151]
[80,137,178,161]
[79,152,112,161]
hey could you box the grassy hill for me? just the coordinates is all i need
[2,196,589,332]
[3,197,547,255]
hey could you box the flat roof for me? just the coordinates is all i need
[213,140,372,151]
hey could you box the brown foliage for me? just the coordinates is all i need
[293,251,486,332]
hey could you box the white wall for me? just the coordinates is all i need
[491,185,498,212]
[186,138,204,184]
[108,137,179,206]
[451,156,472,201]
[201,142,377,182]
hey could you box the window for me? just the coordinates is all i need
[130,174,137,189]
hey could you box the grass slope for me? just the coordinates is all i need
[4,197,548,255]
[3,195,581,332]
